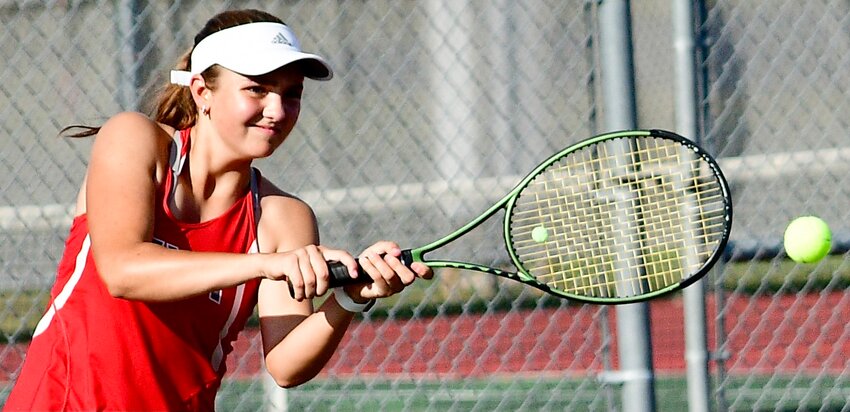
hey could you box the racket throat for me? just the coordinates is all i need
[400,249,415,267]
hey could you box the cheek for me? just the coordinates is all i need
[229,99,262,120]
[215,93,258,120]
[278,105,301,133]
[287,105,301,124]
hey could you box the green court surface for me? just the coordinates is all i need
[215,374,850,412]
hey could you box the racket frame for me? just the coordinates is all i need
[405,129,732,304]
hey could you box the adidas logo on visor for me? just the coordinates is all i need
[272,32,292,47]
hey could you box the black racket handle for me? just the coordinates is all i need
[327,250,414,288]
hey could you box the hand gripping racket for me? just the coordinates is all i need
[328,129,732,304]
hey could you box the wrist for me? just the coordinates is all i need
[333,288,375,312]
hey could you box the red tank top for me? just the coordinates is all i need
[5,129,262,411]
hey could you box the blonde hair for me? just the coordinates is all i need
[62,9,285,137]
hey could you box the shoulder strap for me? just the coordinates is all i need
[248,167,262,254]
[169,129,188,175]
[249,167,261,216]
[167,129,190,201]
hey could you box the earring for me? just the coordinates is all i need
[201,105,210,116]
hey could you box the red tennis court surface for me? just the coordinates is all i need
[230,292,850,378]
[2,293,847,383]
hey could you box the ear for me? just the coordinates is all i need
[189,75,211,108]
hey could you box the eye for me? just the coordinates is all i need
[283,85,303,100]
[284,89,303,100]
[245,85,269,96]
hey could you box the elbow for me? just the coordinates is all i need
[104,281,131,299]
[100,271,132,298]
[274,378,303,389]
[91,247,143,299]
[269,373,312,389]
[266,364,319,388]
[93,258,134,298]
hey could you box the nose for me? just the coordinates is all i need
[263,94,285,121]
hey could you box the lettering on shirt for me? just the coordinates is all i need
[153,237,222,304]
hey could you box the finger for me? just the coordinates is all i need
[307,246,330,296]
[365,251,395,280]
[286,260,305,302]
[357,253,390,290]
[362,241,401,259]
[384,254,416,286]
[319,246,360,279]
[368,253,404,292]
[410,262,434,280]
[286,280,296,299]
[276,251,305,300]
[296,250,318,299]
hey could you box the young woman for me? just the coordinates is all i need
[4,9,431,411]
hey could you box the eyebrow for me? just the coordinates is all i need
[249,72,304,87]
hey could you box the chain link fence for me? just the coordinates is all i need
[1,0,849,410]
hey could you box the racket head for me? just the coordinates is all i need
[504,129,732,304]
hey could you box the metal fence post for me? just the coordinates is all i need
[672,0,713,411]
[597,1,657,411]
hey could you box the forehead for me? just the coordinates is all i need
[253,64,307,84]
[215,63,306,86]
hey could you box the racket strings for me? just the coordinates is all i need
[508,136,729,299]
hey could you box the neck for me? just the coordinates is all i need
[170,126,253,222]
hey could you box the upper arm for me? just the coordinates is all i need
[85,113,170,279]
[256,180,320,255]
[256,181,321,345]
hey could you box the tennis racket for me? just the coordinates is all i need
[328,129,732,304]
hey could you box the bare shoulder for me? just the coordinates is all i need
[99,112,173,138]
[95,112,172,151]
[91,112,175,177]
[257,177,317,225]
[256,175,319,253]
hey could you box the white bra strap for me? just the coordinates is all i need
[168,131,188,201]
[170,130,187,175]
[250,167,261,217]
[167,133,261,226]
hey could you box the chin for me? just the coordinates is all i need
[245,145,275,159]
[253,142,285,159]
[246,134,286,157]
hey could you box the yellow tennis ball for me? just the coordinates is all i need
[784,216,831,263]
[531,226,549,243]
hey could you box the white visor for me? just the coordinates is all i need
[170,22,333,85]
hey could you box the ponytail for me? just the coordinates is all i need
[61,49,200,138]
[152,49,198,131]
[61,9,282,138]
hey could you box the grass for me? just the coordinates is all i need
[213,373,850,412]
[0,289,49,344]
[215,374,685,411]
[720,254,850,293]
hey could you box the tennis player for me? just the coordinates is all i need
[4,9,431,411]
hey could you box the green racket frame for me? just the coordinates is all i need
[328,129,732,304]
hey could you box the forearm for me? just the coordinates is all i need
[94,243,266,301]
[263,296,355,387]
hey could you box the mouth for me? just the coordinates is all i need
[253,124,282,135]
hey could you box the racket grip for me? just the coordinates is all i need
[327,261,366,287]
[327,250,414,288]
